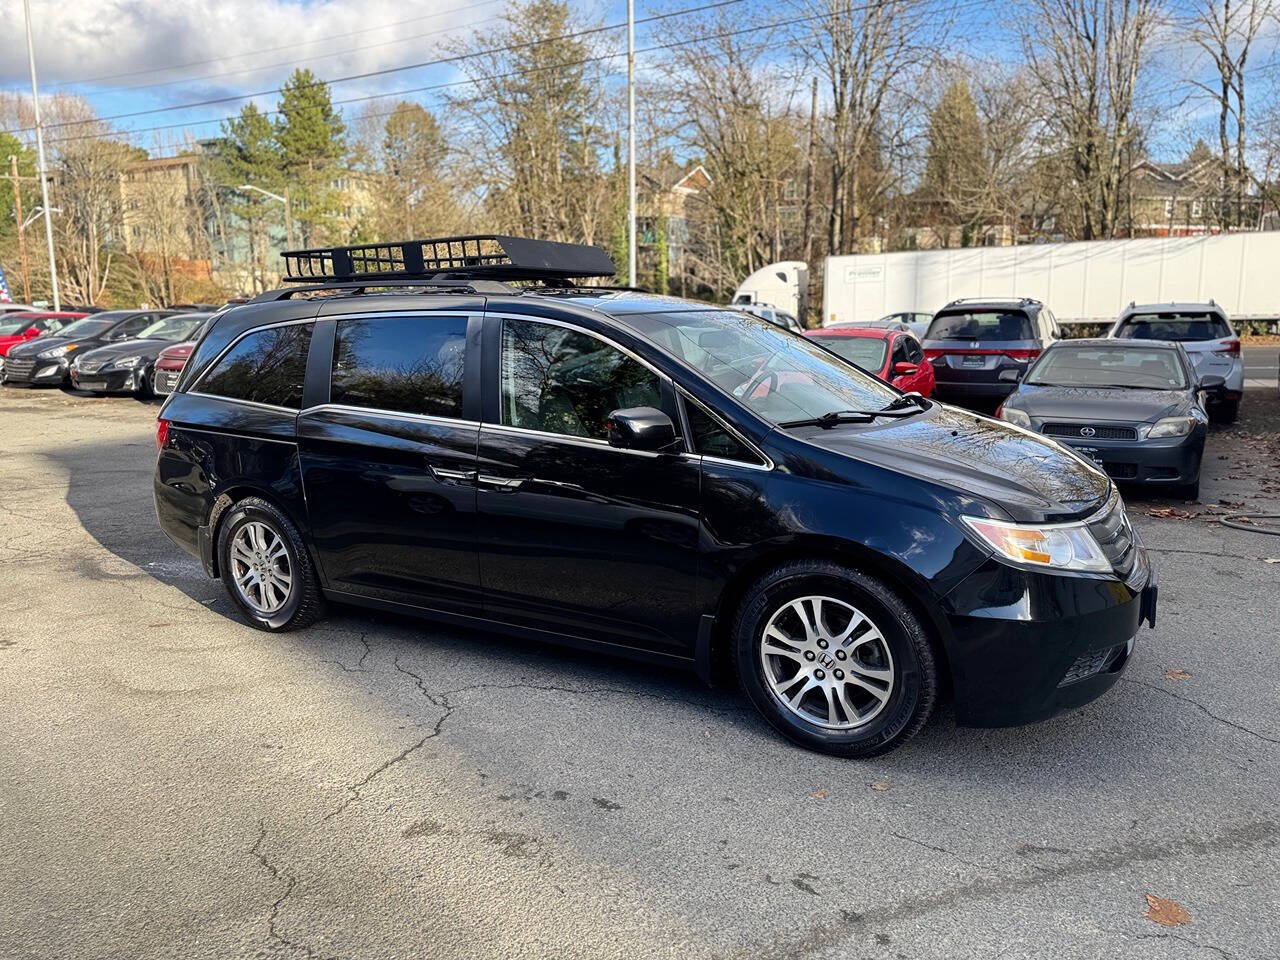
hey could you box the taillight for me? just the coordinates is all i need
[1213,338,1240,356]
[156,418,170,450]
[994,403,1005,419]
[1003,349,1041,362]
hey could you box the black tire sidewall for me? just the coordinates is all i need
[217,502,305,631]
[735,567,930,756]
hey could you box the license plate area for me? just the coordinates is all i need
[1070,444,1103,465]
[961,355,985,367]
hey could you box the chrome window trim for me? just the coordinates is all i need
[185,393,300,416]
[480,421,666,459]
[187,316,317,406]
[168,424,298,446]
[676,387,774,472]
[301,402,480,430]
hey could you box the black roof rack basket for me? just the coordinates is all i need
[280,235,616,284]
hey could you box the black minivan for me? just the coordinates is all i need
[154,237,1155,757]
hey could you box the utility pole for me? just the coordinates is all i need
[23,0,60,311]
[800,77,819,327]
[8,155,32,302]
[626,0,636,288]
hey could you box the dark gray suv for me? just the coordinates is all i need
[922,298,1063,406]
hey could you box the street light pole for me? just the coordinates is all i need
[626,0,636,288]
[239,183,295,249]
[22,0,59,311]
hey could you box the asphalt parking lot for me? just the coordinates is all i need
[2,375,1279,960]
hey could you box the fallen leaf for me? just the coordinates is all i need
[1263,558,1280,565]
[870,781,891,792]
[812,788,827,799]
[1165,669,1192,681]
[1218,499,1243,507]
[1144,894,1191,927]
[1148,507,1195,520]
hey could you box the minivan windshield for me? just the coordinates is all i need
[926,310,1033,341]
[625,310,898,425]
[1026,345,1188,390]
[1115,312,1231,342]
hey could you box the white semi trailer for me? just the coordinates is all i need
[819,233,1280,327]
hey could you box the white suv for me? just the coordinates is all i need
[1107,301,1243,423]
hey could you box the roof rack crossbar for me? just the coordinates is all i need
[280,235,616,284]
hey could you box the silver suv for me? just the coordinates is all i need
[1107,302,1242,423]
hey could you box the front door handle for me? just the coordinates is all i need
[476,474,524,490]
[430,466,477,483]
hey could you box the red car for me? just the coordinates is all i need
[803,326,936,397]
[0,311,87,357]
[153,312,218,395]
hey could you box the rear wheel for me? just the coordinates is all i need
[217,497,325,632]
[732,561,938,757]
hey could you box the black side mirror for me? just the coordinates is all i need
[605,407,677,452]
[1199,374,1225,390]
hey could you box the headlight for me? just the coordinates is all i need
[1146,416,1197,438]
[111,355,143,369]
[998,407,1032,428]
[37,343,77,359]
[962,516,1111,574]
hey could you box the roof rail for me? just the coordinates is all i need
[280,235,616,284]
[944,295,1040,307]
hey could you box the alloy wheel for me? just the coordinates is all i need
[759,595,895,730]
[229,521,293,615]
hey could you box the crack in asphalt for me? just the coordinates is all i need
[737,820,1280,960]
[1129,931,1237,960]
[323,632,373,674]
[1121,677,1280,745]
[889,831,986,871]
[250,820,340,960]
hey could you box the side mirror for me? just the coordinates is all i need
[998,367,1024,382]
[1199,374,1225,390]
[892,362,918,375]
[23,327,40,337]
[605,407,677,452]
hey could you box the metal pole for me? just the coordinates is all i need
[283,186,296,250]
[22,0,59,311]
[9,155,32,302]
[626,0,636,288]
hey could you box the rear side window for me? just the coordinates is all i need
[198,323,313,409]
[331,315,467,418]
[926,311,1033,342]
[1116,312,1231,342]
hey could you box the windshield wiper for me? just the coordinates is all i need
[879,392,930,412]
[780,406,924,429]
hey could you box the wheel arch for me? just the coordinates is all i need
[204,483,312,579]
[707,536,955,696]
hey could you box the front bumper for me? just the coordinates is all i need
[1053,430,1205,485]
[0,356,70,385]
[942,546,1155,727]
[71,366,145,393]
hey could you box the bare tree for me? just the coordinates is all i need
[1021,0,1163,239]
[1189,0,1275,227]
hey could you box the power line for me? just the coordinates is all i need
[45,0,507,90]
[7,0,753,135]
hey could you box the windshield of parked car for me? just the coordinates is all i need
[807,335,889,372]
[625,310,898,425]
[1115,312,1231,342]
[926,310,1033,341]
[1026,345,1188,390]
[137,315,207,341]
[51,318,115,339]
[0,318,38,335]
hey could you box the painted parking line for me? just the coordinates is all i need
[1244,378,1277,388]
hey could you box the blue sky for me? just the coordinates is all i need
[0,0,1276,163]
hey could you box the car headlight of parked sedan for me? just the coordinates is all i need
[997,407,1032,428]
[36,343,78,360]
[962,515,1112,574]
[1144,415,1203,439]
[109,355,144,370]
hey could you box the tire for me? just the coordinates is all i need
[136,368,155,400]
[732,560,938,758]
[1211,399,1238,425]
[1175,478,1200,501]
[216,496,325,632]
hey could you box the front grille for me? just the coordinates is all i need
[3,357,36,382]
[155,370,181,394]
[1042,422,1138,441]
[1059,642,1129,686]
[1087,490,1137,576]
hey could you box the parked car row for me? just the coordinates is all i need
[0,307,213,398]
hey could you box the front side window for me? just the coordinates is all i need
[109,316,152,340]
[500,317,662,441]
[198,323,313,409]
[684,397,762,464]
[331,315,467,418]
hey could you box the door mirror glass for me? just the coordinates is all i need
[892,362,918,375]
[1199,374,1225,390]
[605,407,677,451]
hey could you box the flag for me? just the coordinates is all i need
[0,265,11,303]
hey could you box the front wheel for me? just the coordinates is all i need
[217,497,325,631]
[1210,399,1238,425]
[732,561,938,757]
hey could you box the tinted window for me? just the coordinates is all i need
[500,318,662,440]
[926,310,1034,341]
[1116,312,1231,342]
[54,318,115,339]
[331,315,467,418]
[1026,345,1188,389]
[684,397,762,464]
[109,315,153,340]
[138,315,207,341]
[905,338,924,363]
[807,334,888,373]
[198,323,313,409]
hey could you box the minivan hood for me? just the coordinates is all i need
[794,403,1110,522]
[1009,384,1189,424]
